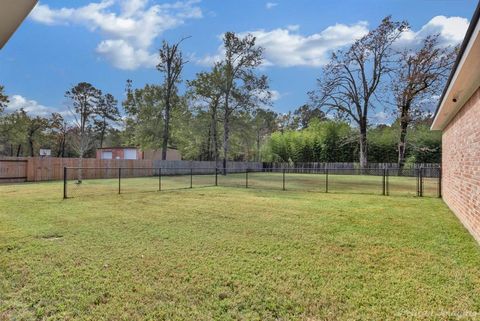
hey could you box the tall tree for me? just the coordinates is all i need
[277,112,295,133]
[0,110,28,156]
[22,111,49,156]
[311,17,407,168]
[293,104,325,129]
[156,38,189,160]
[392,35,456,168]
[187,64,224,162]
[123,81,165,150]
[94,93,120,148]
[252,108,277,161]
[218,32,269,172]
[0,85,8,113]
[49,113,70,157]
[66,82,101,180]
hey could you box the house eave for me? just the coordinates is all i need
[431,3,480,131]
[0,0,38,50]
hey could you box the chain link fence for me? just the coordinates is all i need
[63,167,441,199]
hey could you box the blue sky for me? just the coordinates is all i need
[0,0,477,122]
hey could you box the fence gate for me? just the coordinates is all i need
[0,159,28,183]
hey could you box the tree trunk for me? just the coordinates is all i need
[100,128,105,148]
[205,125,211,161]
[78,154,83,182]
[398,119,408,171]
[397,105,410,171]
[209,100,219,163]
[77,133,85,182]
[57,137,66,157]
[222,115,229,175]
[256,131,261,162]
[359,123,368,169]
[16,144,22,157]
[162,102,170,160]
[28,137,34,157]
[212,102,218,166]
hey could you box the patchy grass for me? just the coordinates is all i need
[1,182,479,320]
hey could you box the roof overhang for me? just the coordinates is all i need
[0,0,38,50]
[431,3,480,131]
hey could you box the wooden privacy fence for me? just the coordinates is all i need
[0,158,265,182]
[0,157,153,182]
[0,159,28,182]
[0,157,441,182]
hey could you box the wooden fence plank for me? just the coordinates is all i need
[0,157,441,182]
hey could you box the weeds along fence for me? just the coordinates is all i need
[63,166,441,199]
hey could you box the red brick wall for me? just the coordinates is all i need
[442,86,480,243]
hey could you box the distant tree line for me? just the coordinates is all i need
[262,117,440,164]
[0,16,457,167]
[0,83,120,158]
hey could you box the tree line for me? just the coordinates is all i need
[0,16,456,168]
[262,117,440,164]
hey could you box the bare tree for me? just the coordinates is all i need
[66,82,101,181]
[219,32,269,173]
[156,38,189,160]
[393,35,457,168]
[311,17,408,168]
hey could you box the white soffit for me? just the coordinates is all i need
[431,16,480,130]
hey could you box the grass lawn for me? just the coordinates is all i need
[66,172,440,198]
[1,181,479,320]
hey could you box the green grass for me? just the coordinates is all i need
[1,181,479,320]
[66,172,440,198]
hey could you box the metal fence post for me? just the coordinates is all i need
[282,168,286,191]
[118,168,121,194]
[159,168,162,191]
[245,169,249,188]
[416,169,420,197]
[386,169,389,196]
[63,167,67,199]
[438,167,442,198]
[382,168,386,196]
[420,168,423,197]
[215,167,218,186]
[325,168,329,193]
[190,168,193,188]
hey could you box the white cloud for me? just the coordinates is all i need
[197,22,369,67]
[5,95,63,117]
[372,111,391,124]
[30,0,202,70]
[398,16,468,48]
[270,90,281,101]
[265,2,278,10]
[96,39,157,70]
[198,14,467,69]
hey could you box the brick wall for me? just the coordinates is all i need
[442,86,480,243]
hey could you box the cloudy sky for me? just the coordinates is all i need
[0,0,476,121]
